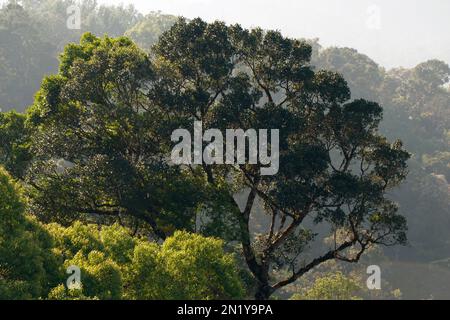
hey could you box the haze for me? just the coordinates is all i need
[93,0,450,69]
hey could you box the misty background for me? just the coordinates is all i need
[89,0,450,69]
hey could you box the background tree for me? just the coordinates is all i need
[0,0,156,112]
[309,44,450,266]
[125,12,178,51]
[314,47,384,102]
[0,2,57,110]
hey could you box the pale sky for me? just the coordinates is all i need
[94,0,450,69]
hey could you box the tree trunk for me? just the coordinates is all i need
[255,283,273,300]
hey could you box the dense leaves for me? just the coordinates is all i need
[26,34,205,239]
[0,167,60,299]
[46,224,244,300]
[5,0,449,300]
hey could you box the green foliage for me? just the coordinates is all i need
[291,272,362,300]
[44,222,128,299]
[66,251,123,300]
[0,111,32,178]
[0,167,60,299]
[43,223,244,300]
[0,175,244,301]
[48,284,97,300]
[26,33,205,237]
[128,231,244,300]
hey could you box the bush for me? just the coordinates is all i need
[0,167,60,299]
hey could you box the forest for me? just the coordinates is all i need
[0,0,450,300]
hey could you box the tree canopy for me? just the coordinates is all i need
[22,18,410,299]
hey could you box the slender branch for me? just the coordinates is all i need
[272,240,356,290]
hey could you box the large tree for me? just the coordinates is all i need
[149,18,409,299]
[27,19,410,300]
[0,2,57,110]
